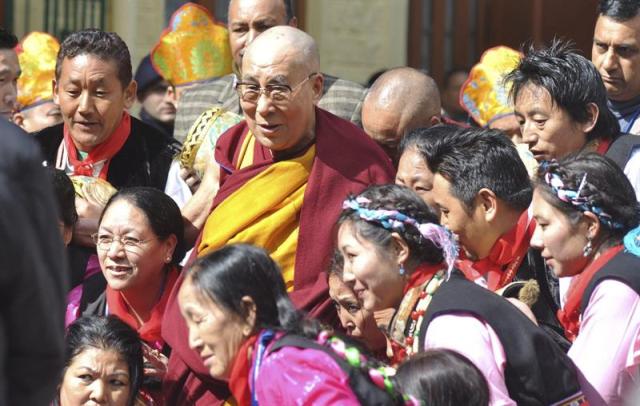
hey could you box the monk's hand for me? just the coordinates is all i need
[179,166,201,193]
[72,195,105,247]
[75,194,105,221]
[141,342,168,384]
[199,157,221,190]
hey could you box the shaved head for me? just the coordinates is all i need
[239,26,324,155]
[362,67,441,162]
[243,26,319,73]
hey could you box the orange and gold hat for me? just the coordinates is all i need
[16,32,60,110]
[151,3,232,87]
[461,46,522,127]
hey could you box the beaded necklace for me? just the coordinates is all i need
[386,270,446,364]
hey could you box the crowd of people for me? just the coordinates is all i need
[4,0,640,405]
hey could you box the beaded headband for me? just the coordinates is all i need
[541,162,624,230]
[342,196,458,274]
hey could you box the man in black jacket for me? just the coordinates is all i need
[0,119,67,405]
[36,29,179,247]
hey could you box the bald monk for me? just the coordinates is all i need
[162,26,393,405]
[362,67,442,162]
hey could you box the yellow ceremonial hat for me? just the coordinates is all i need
[16,32,59,110]
[151,3,232,87]
[461,46,522,127]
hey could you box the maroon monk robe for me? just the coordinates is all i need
[161,108,393,405]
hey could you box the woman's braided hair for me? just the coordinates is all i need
[337,184,445,266]
[535,152,640,242]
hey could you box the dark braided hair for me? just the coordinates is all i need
[535,153,640,244]
[337,184,444,268]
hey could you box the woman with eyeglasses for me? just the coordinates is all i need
[82,186,186,405]
[530,153,640,404]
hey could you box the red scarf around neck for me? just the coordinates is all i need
[557,245,623,342]
[404,262,444,294]
[106,266,178,350]
[456,211,535,291]
[228,334,258,406]
[63,112,131,179]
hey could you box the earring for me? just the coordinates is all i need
[583,238,593,257]
[165,256,172,263]
[399,264,406,276]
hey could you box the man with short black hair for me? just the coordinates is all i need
[593,0,640,131]
[173,0,366,142]
[507,40,620,163]
[0,27,20,120]
[424,127,566,349]
[593,0,640,199]
[37,29,178,197]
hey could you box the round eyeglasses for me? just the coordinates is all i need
[235,72,318,105]
[91,233,156,253]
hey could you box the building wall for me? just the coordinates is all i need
[305,0,409,86]
[109,0,167,73]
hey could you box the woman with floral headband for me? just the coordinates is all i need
[531,153,640,404]
[336,184,584,405]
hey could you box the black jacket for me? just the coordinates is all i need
[0,120,67,405]
[35,116,179,190]
[421,270,584,406]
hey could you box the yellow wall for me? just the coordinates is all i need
[305,0,409,85]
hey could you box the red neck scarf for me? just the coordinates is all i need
[228,335,258,406]
[595,137,613,155]
[557,245,623,342]
[106,266,178,350]
[63,112,131,179]
[404,262,444,294]
[457,211,535,291]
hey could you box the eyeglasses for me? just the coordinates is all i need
[91,233,156,253]
[235,72,318,105]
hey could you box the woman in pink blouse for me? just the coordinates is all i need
[531,153,640,405]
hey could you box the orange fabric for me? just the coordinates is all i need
[198,141,315,291]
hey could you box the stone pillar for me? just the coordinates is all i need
[305,0,409,85]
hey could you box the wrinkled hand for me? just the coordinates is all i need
[142,342,168,381]
[73,194,105,247]
[75,194,105,221]
[179,167,202,193]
